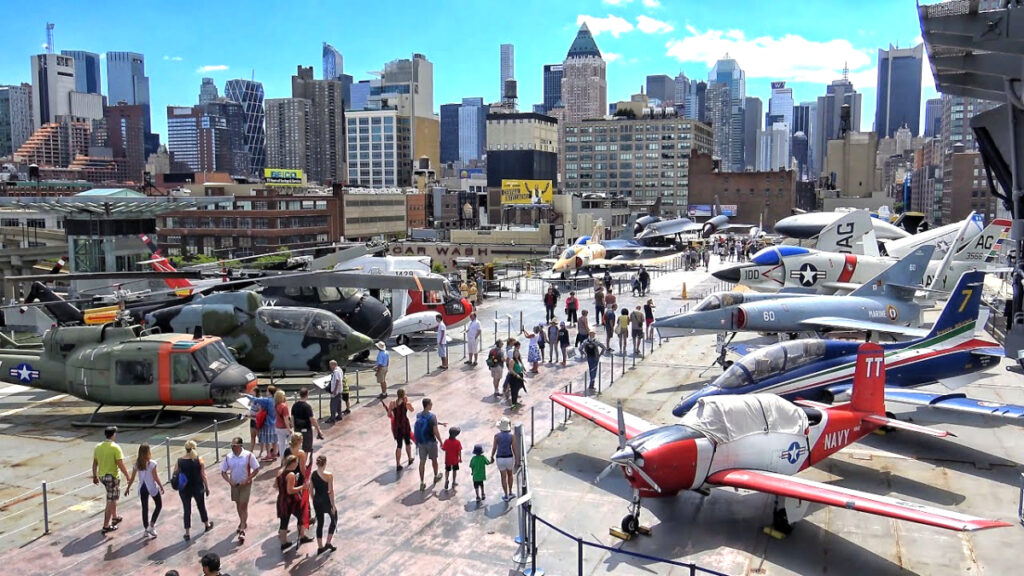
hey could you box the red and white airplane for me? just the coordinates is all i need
[551,343,1011,537]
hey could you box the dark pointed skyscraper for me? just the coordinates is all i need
[225,79,267,177]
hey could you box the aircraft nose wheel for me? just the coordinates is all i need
[621,514,640,535]
[396,335,410,346]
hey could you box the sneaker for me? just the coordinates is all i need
[443,482,449,491]
[396,464,403,472]
[147,527,158,538]
[420,483,426,491]
[281,541,293,551]
[434,473,443,483]
[342,409,351,415]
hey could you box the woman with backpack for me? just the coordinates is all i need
[172,439,212,541]
[485,340,506,397]
[505,342,526,409]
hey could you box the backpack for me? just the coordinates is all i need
[171,465,188,492]
[486,347,502,368]
[414,412,433,445]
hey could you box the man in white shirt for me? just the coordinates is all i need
[220,436,259,543]
[436,314,448,370]
[465,312,482,367]
[326,359,345,422]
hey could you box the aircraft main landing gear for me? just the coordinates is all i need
[610,489,651,540]
[764,496,808,539]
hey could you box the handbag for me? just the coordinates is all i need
[255,408,268,429]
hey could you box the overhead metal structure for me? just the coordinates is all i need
[0,196,231,219]
[919,0,1024,361]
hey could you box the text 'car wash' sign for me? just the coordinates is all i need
[264,168,305,187]
[501,180,553,205]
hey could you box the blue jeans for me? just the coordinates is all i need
[587,356,599,386]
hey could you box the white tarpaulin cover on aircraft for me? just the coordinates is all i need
[681,393,808,444]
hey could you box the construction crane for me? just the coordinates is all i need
[45,23,54,53]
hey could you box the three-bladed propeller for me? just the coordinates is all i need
[592,399,662,493]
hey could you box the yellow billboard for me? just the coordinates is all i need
[501,180,553,205]
[264,168,304,186]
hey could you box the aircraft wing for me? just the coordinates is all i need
[549,393,656,440]
[798,317,931,338]
[6,271,204,283]
[707,469,1010,532]
[883,389,1024,419]
[202,270,449,293]
[590,253,680,268]
[637,220,701,239]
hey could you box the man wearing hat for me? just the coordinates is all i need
[92,425,130,534]
[374,341,390,399]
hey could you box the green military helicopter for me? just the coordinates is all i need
[17,282,375,374]
[141,291,374,373]
[0,324,258,427]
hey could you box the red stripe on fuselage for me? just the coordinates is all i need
[838,254,857,283]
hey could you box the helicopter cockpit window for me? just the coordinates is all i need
[257,308,313,332]
[116,359,154,386]
[307,312,346,339]
[283,286,303,298]
[340,287,359,299]
[424,290,444,305]
[172,353,203,384]
[444,281,461,301]
[317,287,342,302]
[193,340,234,381]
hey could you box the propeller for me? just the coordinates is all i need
[592,400,661,493]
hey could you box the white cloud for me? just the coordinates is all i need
[665,26,873,85]
[577,14,634,38]
[196,64,228,73]
[636,15,673,34]
[163,55,183,62]
[643,0,660,6]
[605,52,624,62]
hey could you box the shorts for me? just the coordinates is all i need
[395,435,411,449]
[495,456,515,472]
[100,474,120,502]
[645,318,654,327]
[490,366,503,380]
[417,442,438,461]
[473,480,484,490]
[341,392,350,403]
[445,464,460,472]
[375,368,388,384]
[230,482,252,503]
[437,344,448,358]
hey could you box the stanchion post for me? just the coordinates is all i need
[550,399,554,432]
[530,405,535,449]
[318,387,323,420]
[42,481,49,535]
[610,352,614,385]
[597,356,602,394]
[577,537,584,574]
[164,437,171,482]
[213,420,220,463]
[355,371,361,404]
[404,354,409,384]
[427,348,431,373]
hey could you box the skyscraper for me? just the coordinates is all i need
[440,103,460,164]
[323,42,344,80]
[292,66,346,184]
[0,84,33,157]
[366,54,438,169]
[924,97,942,138]
[708,57,746,171]
[346,109,411,187]
[706,83,732,168]
[561,24,607,123]
[646,75,674,106]
[103,103,146,182]
[793,101,816,176]
[757,121,791,172]
[349,81,370,111]
[458,97,487,164]
[673,72,690,113]
[60,50,101,95]
[688,81,707,123]
[166,106,204,172]
[814,76,862,177]
[265,98,310,172]
[106,51,158,156]
[225,79,267,176]
[542,64,563,113]
[875,43,923,137]
[767,82,794,128]
[743,97,762,171]
[30,53,76,130]
[198,78,219,105]
[500,44,515,100]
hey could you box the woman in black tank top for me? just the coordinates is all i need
[311,454,337,555]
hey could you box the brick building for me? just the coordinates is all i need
[687,150,796,230]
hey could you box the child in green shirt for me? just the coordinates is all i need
[469,444,490,502]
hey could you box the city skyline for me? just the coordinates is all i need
[1,0,934,143]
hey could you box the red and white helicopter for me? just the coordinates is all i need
[551,343,1011,537]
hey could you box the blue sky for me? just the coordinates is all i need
[0,0,935,140]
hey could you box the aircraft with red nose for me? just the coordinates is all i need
[550,342,1011,538]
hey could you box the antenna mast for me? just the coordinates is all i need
[45,23,54,53]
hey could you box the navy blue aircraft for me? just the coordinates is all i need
[673,271,1018,419]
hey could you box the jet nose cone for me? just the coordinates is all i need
[712,265,744,283]
[672,386,720,417]
[348,331,374,355]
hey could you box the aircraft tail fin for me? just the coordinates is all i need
[814,210,878,256]
[848,245,934,301]
[849,342,885,414]
[590,219,605,244]
[619,216,637,240]
[952,218,1011,264]
[138,234,194,292]
[917,270,986,343]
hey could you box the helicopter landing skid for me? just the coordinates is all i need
[71,405,192,429]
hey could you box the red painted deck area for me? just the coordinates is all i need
[13,357,597,576]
